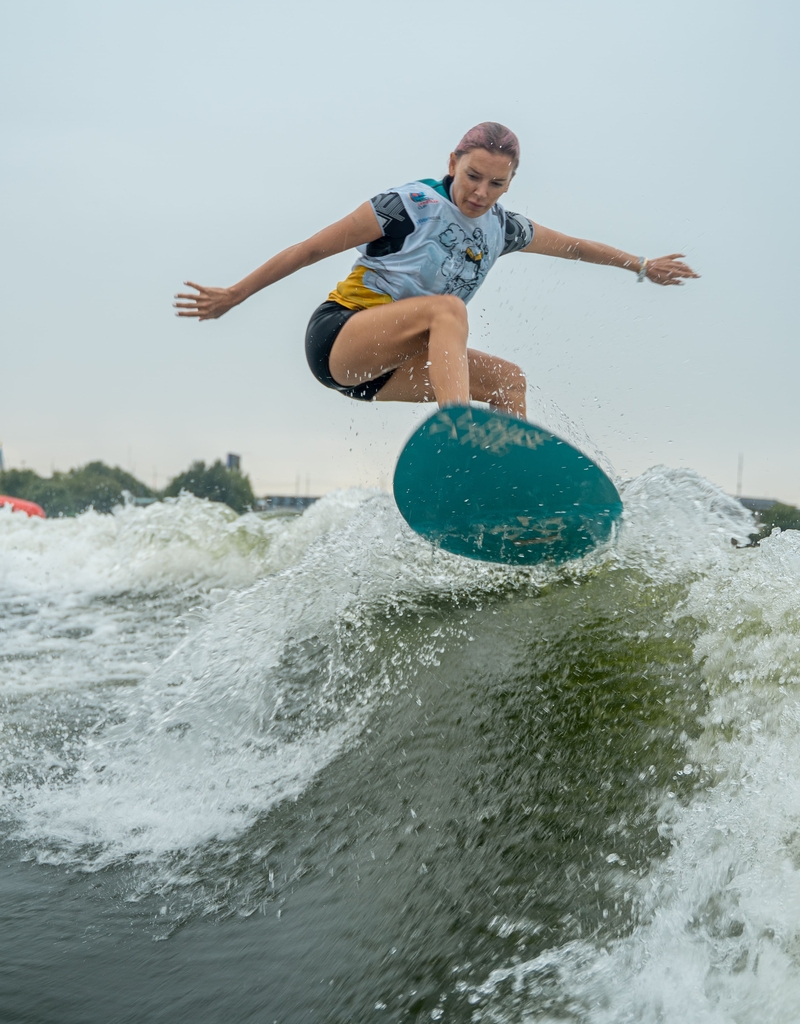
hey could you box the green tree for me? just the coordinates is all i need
[1,462,153,517]
[758,502,800,535]
[0,469,43,503]
[163,460,254,513]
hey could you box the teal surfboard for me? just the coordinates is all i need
[393,405,622,565]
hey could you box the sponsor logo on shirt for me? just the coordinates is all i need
[409,191,438,208]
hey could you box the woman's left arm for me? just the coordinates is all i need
[523,223,699,286]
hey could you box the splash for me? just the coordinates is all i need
[0,488,545,872]
[5,467,798,1019]
[464,526,800,1024]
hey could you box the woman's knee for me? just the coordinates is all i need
[429,294,468,331]
[469,357,525,400]
[505,362,526,392]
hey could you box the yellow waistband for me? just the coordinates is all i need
[328,265,393,310]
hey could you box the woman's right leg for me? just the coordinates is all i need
[328,295,470,407]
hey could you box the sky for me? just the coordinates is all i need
[2,0,798,501]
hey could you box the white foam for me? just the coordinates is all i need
[0,488,537,869]
[615,466,755,579]
[5,467,795,1011]
[467,528,800,1024]
[0,491,351,600]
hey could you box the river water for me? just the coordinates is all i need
[1,470,799,1023]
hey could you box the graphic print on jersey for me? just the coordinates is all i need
[502,211,534,256]
[438,223,489,300]
[366,192,415,258]
[328,179,535,310]
[372,192,408,233]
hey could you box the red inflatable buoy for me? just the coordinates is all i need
[0,495,46,518]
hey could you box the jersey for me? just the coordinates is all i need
[328,176,534,310]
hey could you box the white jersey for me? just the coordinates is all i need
[328,177,534,310]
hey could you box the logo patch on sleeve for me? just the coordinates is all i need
[409,191,438,208]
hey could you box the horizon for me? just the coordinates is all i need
[1,447,794,509]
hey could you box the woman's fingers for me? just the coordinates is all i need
[646,254,700,286]
[172,281,234,319]
[174,283,206,305]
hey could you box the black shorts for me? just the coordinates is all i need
[305,300,395,402]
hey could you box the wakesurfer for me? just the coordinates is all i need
[175,122,698,419]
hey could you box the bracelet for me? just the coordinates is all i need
[637,256,648,283]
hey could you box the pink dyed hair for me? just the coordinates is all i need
[454,122,520,170]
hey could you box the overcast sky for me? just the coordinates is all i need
[2,0,798,501]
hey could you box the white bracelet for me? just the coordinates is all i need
[637,257,648,283]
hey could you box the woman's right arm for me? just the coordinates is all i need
[174,201,382,320]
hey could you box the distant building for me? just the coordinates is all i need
[226,453,241,472]
[254,495,319,512]
[738,497,778,513]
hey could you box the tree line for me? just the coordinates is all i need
[3,460,798,535]
[0,460,255,516]
[754,502,800,536]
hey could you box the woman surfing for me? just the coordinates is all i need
[175,122,698,419]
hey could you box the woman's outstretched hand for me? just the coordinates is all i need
[173,282,239,320]
[644,254,700,286]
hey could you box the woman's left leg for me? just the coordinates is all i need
[376,347,527,417]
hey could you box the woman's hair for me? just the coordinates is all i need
[454,122,520,170]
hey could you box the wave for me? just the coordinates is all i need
[463,529,800,1024]
[4,473,800,1020]
[0,488,538,869]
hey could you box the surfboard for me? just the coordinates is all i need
[393,405,622,565]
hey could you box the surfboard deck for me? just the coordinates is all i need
[393,405,622,565]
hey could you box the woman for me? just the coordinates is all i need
[175,122,698,419]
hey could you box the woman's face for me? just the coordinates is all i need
[448,149,515,218]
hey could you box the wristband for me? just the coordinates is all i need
[637,257,648,283]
